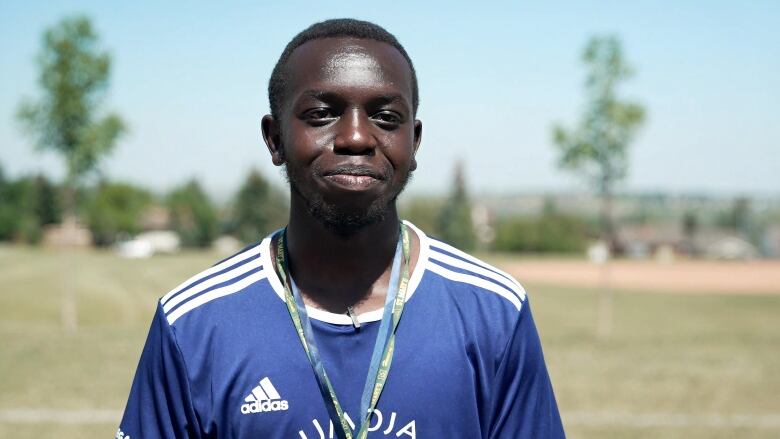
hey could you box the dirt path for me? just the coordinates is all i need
[493,259,780,294]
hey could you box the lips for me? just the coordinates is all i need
[320,165,387,191]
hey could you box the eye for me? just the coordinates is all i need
[302,108,336,125]
[371,111,403,127]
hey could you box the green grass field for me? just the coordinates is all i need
[1,246,779,438]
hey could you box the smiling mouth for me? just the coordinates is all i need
[321,166,386,190]
[325,174,378,186]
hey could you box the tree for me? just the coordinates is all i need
[681,210,699,256]
[231,169,288,243]
[0,177,38,243]
[86,182,152,246]
[552,35,645,252]
[493,201,587,254]
[17,16,125,216]
[34,175,63,227]
[437,161,476,251]
[168,180,219,248]
[401,196,445,236]
[0,172,62,243]
[495,216,587,253]
[718,196,751,234]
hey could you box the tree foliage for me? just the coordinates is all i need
[230,169,288,243]
[552,35,645,249]
[85,182,152,246]
[167,180,219,248]
[401,196,444,236]
[437,162,476,251]
[493,214,587,253]
[16,16,125,211]
[717,197,751,233]
[0,170,62,243]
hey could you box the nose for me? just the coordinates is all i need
[333,108,377,155]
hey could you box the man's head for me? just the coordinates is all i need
[268,19,419,122]
[262,19,422,236]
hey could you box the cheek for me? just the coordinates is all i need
[284,124,332,161]
[382,132,416,169]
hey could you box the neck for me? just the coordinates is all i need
[282,195,402,314]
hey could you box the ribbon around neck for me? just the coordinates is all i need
[275,223,412,439]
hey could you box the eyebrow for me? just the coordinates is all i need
[371,94,405,106]
[300,90,408,107]
[301,90,339,101]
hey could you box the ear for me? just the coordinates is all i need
[410,119,422,171]
[261,115,285,166]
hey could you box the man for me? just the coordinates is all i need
[118,18,564,439]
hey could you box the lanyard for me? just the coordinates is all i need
[275,224,411,439]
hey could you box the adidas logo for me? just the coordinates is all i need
[240,377,289,414]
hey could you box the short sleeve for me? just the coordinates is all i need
[487,299,566,439]
[117,302,200,439]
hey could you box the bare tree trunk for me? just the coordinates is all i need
[61,275,78,333]
[601,190,618,253]
[596,190,614,340]
[61,180,78,333]
[596,260,613,339]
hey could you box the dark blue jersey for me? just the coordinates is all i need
[118,222,565,438]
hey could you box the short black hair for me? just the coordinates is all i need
[268,18,419,121]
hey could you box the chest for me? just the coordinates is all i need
[198,314,487,438]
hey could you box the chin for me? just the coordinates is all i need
[310,195,391,237]
[286,166,413,236]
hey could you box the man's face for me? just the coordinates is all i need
[265,37,422,234]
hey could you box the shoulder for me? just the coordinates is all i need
[158,232,280,328]
[407,221,527,314]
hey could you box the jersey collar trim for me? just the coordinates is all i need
[260,220,430,325]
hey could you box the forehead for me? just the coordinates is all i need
[284,37,413,105]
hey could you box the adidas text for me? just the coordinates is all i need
[241,399,289,414]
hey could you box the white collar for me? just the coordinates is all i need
[259,220,430,325]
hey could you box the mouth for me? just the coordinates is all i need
[321,165,386,191]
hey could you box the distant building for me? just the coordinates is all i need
[42,216,92,248]
[116,230,180,259]
[617,222,760,260]
[471,203,494,250]
[213,235,243,255]
[140,205,171,230]
[761,225,780,258]
[116,239,154,259]
[137,230,180,254]
[618,222,682,258]
[704,236,758,260]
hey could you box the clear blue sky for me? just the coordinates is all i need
[1,0,778,200]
